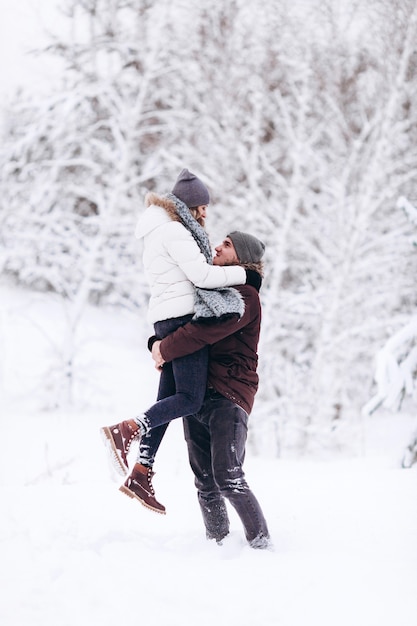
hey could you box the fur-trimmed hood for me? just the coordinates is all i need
[145,192,181,220]
[135,192,181,239]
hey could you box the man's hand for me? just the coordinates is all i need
[151,340,165,370]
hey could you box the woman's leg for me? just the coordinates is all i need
[131,314,208,434]
[101,315,208,513]
[109,364,175,515]
[136,361,174,467]
[137,314,208,465]
[141,346,208,429]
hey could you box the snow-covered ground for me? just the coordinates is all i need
[1,284,416,626]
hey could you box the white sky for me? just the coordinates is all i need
[0,0,62,98]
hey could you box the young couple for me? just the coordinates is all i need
[101,168,271,550]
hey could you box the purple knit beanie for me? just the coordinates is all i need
[171,168,210,207]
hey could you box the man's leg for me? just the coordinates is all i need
[207,394,270,548]
[183,412,230,542]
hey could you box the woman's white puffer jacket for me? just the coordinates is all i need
[135,193,246,324]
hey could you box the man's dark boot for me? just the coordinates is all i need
[100,419,141,476]
[119,463,166,515]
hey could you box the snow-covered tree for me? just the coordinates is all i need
[249,0,417,454]
[1,0,417,439]
[362,196,417,467]
[0,0,188,404]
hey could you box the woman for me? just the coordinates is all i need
[101,169,246,513]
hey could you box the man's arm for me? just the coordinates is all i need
[156,285,259,363]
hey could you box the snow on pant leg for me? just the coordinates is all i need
[137,360,175,466]
[183,412,230,541]
[137,424,169,466]
[207,394,270,544]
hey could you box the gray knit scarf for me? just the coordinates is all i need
[167,193,244,322]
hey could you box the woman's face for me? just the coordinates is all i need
[195,205,208,220]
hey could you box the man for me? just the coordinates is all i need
[151,231,271,549]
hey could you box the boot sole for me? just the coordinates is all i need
[119,484,166,515]
[100,427,129,477]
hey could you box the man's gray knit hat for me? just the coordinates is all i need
[228,231,266,264]
[171,168,210,208]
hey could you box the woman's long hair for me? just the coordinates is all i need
[189,207,205,228]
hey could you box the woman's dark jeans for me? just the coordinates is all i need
[183,389,270,546]
[138,315,208,467]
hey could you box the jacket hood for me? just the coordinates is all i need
[135,192,181,239]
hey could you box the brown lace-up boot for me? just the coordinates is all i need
[100,419,141,476]
[119,463,166,515]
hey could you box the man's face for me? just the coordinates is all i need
[213,237,240,266]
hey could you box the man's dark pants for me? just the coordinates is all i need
[183,389,270,547]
